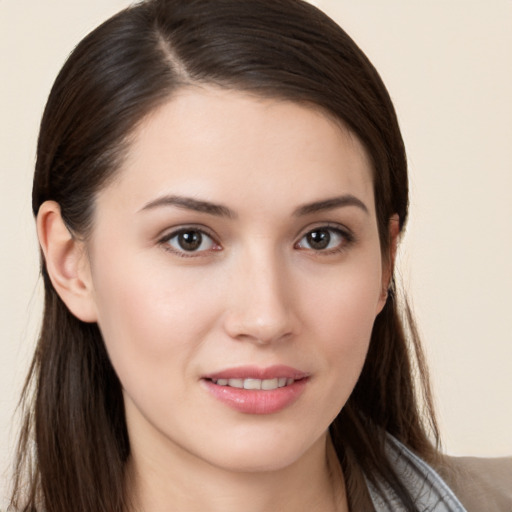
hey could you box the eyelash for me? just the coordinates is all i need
[295,224,354,255]
[158,224,354,257]
[158,226,221,258]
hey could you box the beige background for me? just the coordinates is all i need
[1,0,511,500]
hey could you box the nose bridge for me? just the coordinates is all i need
[225,241,296,344]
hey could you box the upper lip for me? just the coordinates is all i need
[202,365,309,381]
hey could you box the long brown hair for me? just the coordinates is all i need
[10,1,439,510]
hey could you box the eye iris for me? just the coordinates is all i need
[178,231,202,251]
[307,230,330,250]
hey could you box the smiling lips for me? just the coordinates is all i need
[202,365,309,414]
[210,377,296,390]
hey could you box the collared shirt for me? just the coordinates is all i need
[367,436,467,511]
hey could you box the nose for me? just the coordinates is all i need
[223,247,298,345]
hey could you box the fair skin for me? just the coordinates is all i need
[38,87,397,512]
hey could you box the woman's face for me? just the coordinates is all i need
[86,87,389,473]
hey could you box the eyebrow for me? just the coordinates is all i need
[139,195,236,218]
[293,195,369,216]
[139,193,368,218]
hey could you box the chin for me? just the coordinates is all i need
[199,426,327,474]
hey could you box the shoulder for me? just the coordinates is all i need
[436,454,512,512]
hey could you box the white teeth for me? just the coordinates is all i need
[227,378,244,389]
[212,377,295,389]
[261,378,278,390]
[244,378,261,390]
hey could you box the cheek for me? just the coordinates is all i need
[317,288,375,383]
[302,255,383,402]
[89,251,219,389]
[306,256,383,343]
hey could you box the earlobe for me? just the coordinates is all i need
[37,201,98,323]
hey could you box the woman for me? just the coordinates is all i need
[7,0,510,511]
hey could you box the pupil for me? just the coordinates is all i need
[307,230,330,250]
[178,231,202,251]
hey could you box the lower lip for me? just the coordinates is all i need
[202,378,308,414]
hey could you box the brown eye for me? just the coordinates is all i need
[296,227,349,252]
[164,229,218,254]
[177,230,203,251]
[306,229,331,250]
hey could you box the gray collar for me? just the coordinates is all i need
[366,436,467,511]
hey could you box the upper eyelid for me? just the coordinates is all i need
[157,224,219,243]
[295,222,353,240]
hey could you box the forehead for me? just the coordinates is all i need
[98,86,375,217]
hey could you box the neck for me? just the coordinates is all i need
[126,433,348,512]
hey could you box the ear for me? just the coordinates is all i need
[37,201,98,323]
[377,214,400,311]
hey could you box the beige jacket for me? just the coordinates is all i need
[439,455,512,511]
[362,436,512,511]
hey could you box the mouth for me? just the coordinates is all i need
[201,365,309,414]
[207,377,297,390]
